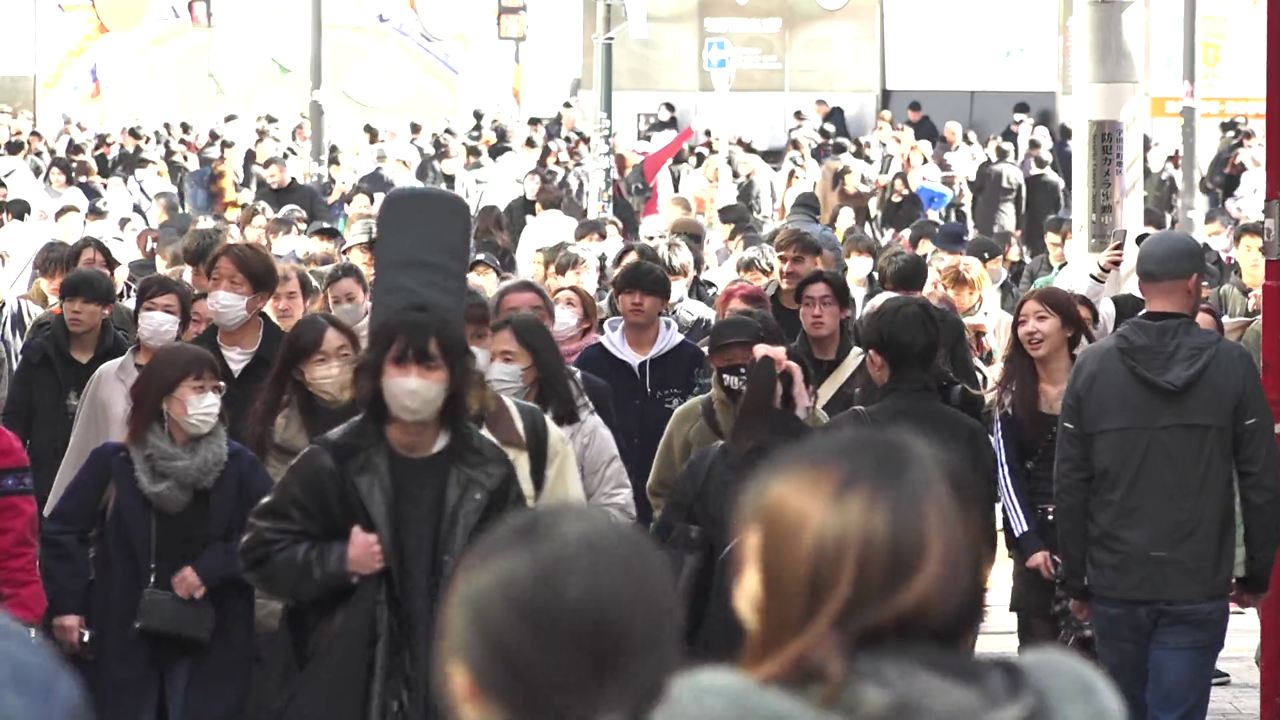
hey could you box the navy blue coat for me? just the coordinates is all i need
[41,438,273,720]
[575,338,706,525]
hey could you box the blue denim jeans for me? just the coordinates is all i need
[138,656,192,720]
[1090,597,1229,720]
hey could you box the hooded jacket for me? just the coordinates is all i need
[651,647,1125,720]
[2,318,129,509]
[1056,313,1280,601]
[1207,271,1257,320]
[574,317,706,524]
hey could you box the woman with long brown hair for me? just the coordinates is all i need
[652,428,1123,720]
[992,287,1094,650]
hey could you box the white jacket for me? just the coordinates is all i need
[45,349,139,515]
[514,209,580,277]
[481,394,585,508]
[562,384,637,522]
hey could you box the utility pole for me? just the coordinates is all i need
[1074,0,1145,288]
[308,0,325,174]
[1257,0,1280,713]
[1177,0,1196,231]
[590,0,615,217]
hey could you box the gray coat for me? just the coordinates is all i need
[650,647,1125,720]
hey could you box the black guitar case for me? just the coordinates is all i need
[369,186,473,330]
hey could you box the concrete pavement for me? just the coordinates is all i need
[977,552,1260,720]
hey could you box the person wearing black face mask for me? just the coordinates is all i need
[647,312,830,518]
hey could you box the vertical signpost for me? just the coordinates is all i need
[496,0,528,111]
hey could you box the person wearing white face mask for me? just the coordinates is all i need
[42,343,273,720]
[840,230,882,319]
[966,235,1022,315]
[245,314,362,482]
[45,276,192,516]
[191,243,282,445]
[488,314,635,521]
[322,261,371,348]
[241,307,526,720]
[465,289,585,510]
[658,239,715,345]
[551,286,600,363]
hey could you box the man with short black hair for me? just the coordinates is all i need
[254,156,329,222]
[830,294,997,564]
[769,228,825,343]
[974,142,1025,238]
[1057,230,1280,719]
[575,261,706,524]
[1209,221,1265,319]
[1024,152,1065,257]
[866,248,980,393]
[1201,207,1236,289]
[905,100,940,146]
[3,268,128,511]
[515,184,580,278]
[181,226,228,293]
[792,270,862,417]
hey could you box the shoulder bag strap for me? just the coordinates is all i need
[514,401,549,498]
[700,394,724,440]
[816,348,865,410]
[148,509,157,589]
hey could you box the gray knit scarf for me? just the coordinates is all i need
[129,422,229,514]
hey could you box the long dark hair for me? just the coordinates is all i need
[996,287,1093,437]
[355,306,472,430]
[127,344,222,444]
[491,314,581,426]
[474,205,512,252]
[246,313,360,459]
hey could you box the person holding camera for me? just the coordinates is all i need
[40,343,273,720]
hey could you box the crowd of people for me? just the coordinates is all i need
[0,95,1272,720]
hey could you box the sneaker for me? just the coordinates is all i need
[1212,668,1232,686]
[1231,602,1247,615]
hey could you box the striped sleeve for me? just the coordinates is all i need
[992,413,1046,558]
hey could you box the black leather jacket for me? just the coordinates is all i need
[240,416,524,719]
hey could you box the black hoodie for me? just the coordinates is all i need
[1,317,129,509]
[1056,313,1280,602]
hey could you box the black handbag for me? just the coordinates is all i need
[134,510,216,645]
[651,443,721,612]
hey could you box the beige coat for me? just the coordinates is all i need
[481,394,585,508]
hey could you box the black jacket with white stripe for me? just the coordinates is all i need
[992,410,1056,560]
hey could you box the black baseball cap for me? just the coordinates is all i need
[1135,230,1206,282]
[966,236,1003,265]
[933,223,969,254]
[708,315,765,353]
[469,252,502,274]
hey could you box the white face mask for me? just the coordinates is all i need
[485,362,528,399]
[331,301,367,328]
[846,256,875,279]
[171,392,221,437]
[1206,232,1232,254]
[987,266,1008,288]
[207,290,253,330]
[552,307,583,342]
[136,311,181,349]
[471,346,491,373]
[382,375,447,423]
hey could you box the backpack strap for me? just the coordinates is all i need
[513,400,549,498]
[700,394,725,441]
[667,441,723,526]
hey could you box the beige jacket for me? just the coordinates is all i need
[481,394,585,507]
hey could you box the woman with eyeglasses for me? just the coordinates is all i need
[41,343,273,720]
[246,313,362,482]
[45,275,192,515]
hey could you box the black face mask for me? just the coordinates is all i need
[717,364,749,401]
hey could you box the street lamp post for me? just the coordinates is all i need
[308,0,325,173]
